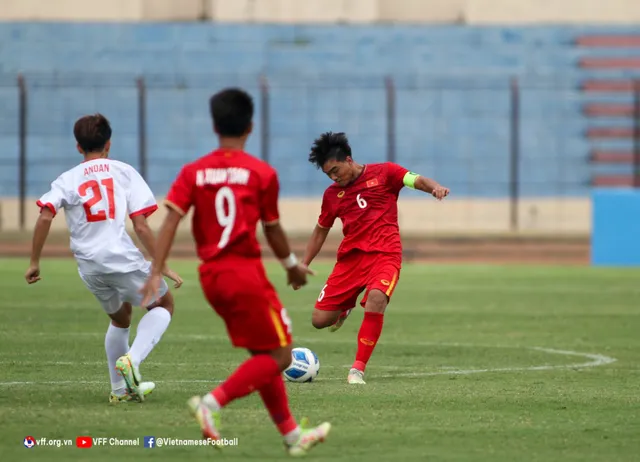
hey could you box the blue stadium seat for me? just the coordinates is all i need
[0,23,635,198]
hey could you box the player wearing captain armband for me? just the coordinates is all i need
[25,114,183,404]
[294,132,449,385]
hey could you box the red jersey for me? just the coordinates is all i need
[165,149,280,262]
[318,162,409,262]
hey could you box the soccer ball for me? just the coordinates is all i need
[283,347,320,383]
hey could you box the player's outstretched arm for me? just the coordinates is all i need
[302,225,330,268]
[410,173,450,201]
[25,208,55,284]
[263,222,315,288]
[140,209,182,305]
[132,214,182,289]
[132,214,159,259]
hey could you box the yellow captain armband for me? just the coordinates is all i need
[403,172,420,189]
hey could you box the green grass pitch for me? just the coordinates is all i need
[1,258,639,461]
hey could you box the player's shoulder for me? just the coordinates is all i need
[74,158,139,176]
[224,150,278,183]
[322,182,342,200]
[368,162,395,173]
[53,163,87,186]
[367,162,408,180]
[236,150,277,177]
[106,158,136,171]
[182,150,276,187]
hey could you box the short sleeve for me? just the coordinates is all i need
[127,168,158,218]
[165,166,194,216]
[261,170,280,225]
[385,162,410,194]
[36,176,69,216]
[317,190,336,229]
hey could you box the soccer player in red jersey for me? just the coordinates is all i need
[139,89,330,456]
[295,132,450,384]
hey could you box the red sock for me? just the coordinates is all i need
[352,311,384,372]
[211,354,281,408]
[259,375,298,436]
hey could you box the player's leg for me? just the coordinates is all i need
[189,262,330,454]
[348,257,400,384]
[105,302,132,397]
[192,328,331,454]
[105,302,155,403]
[254,344,331,455]
[114,268,172,402]
[127,291,173,369]
[187,263,288,443]
[78,271,135,401]
[312,254,364,331]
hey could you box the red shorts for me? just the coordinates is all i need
[199,256,292,351]
[315,251,401,312]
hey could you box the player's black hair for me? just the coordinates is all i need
[209,88,254,137]
[308,132,352,169]
[74,113,112,153]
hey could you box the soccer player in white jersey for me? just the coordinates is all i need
[24,114,183,403]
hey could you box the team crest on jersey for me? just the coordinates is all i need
[337,191,345,198]
[366,178,379,188]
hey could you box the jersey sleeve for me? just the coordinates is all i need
[36,176,69,216]
[317,190,336,229]
[385,162,410,194]
[260,170,280,226]
[127,168,158,219]
[165,165,194,216]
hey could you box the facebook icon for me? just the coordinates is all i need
[144,436,155,448]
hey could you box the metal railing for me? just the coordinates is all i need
[2,73,639,232]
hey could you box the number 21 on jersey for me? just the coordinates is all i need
[78,178,115,222]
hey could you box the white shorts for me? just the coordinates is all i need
[78,263,169,315]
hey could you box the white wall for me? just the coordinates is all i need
[3,0,637,24]
[209,0,378,24]
[0,0,204,22]
[209,0,463,24]
[465,0,640,24]
[1,197,590,234]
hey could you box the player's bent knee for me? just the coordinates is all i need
[272,344,294,371]
[365,289,388,313]
[149,291,174,315]
[311,309,339,329]
[109,302,132,328]
[252,345,293,371]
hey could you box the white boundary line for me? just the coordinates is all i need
[0,345,616,386]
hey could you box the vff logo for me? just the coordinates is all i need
[23,436,36,448]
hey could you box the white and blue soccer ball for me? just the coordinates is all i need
[283,347,320,383]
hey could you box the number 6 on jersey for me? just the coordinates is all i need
[357,193,367,209]
[215,186,237,249]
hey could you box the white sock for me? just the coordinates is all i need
[202,393,221,411]
[128,307,172,369]
[105,323,130,393]
[284,426,302,446]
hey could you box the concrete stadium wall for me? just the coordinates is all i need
[1,197,590,234]
[0,0,205,22]
[210,0,465,24]
[466,0,640,24]
[1,0,639,24]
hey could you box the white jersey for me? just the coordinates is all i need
[37,158,157,275]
